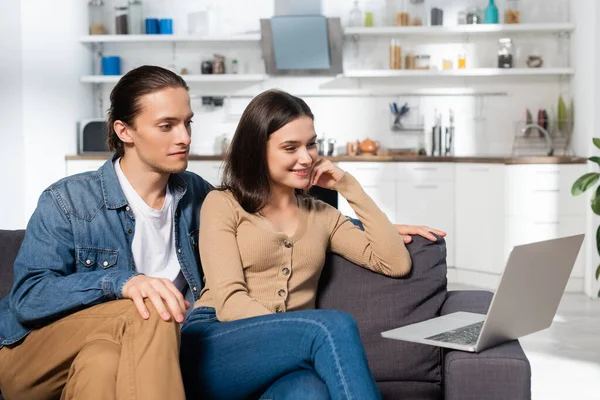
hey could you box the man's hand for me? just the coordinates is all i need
[394,225,447,244]
[122,275,190,323]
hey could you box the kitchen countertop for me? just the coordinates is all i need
[66,154,587,164]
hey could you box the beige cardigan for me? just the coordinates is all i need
[196,173,412,322]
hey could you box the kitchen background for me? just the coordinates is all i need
[1,0,599,296]
[92,0,574,157]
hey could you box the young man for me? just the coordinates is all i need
[0,65,444,399]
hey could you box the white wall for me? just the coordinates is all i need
[0,1,24,229]
[20,0,94,224]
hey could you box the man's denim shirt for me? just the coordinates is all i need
[0,157,212,348]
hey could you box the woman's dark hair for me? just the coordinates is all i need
[106,65,189,157]
[222,89,314,214]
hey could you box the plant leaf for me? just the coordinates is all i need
[597,226,600,258]
[596,264,600,281]
[589,156,600,167]
[598,288,600,298]
[593,138,600,149]
[571,173,600,196]
[592,186,600,215]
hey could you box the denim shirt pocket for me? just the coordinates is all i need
[76,247,119,270]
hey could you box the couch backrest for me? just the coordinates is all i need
[0,230,25,300]
[317,235,448,385]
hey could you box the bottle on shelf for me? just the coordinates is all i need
[389,39,402,69]
[349,0,363,27]
[457,49,467,69]
[484,0,499,24]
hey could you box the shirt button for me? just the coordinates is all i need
[125,206,130,211]
[278,289,286,297]
[85,259,91,265]
[177,248,182,254]
[102,261,109,267]
[192,286,198,292]
[127,229,133,234]
[283,240,292,248]
[282,268,290,276]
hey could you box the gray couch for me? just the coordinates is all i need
[0,230,531,399]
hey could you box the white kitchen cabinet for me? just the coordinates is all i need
[504,216,586,282]
[505,164,586,219]
[186,161,225,186]
[338,184,397,223]
[65,159,107,176]
[337,162,397,222]
[396,180,455,266]
[455,164,505,274]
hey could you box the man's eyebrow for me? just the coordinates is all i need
[155,113,194,122]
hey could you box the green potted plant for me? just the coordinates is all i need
[571,138,600,297]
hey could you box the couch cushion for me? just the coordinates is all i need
[317,235,447,385]
[0,230,25,300]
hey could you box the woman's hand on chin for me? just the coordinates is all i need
[307,159,346,190]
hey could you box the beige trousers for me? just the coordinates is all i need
[0,299,185,400]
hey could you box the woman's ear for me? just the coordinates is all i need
[114,120,134,144]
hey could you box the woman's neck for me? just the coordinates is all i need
[265,184,297,211]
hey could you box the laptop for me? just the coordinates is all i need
[381,234,585,353]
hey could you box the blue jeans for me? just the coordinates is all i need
[180,307,382,400]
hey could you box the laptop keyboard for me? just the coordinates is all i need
[425,321,483,345]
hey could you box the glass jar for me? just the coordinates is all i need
[505,0,520,24]
[405,52,416,69]
[115,6,129,34]
[466,7,483,24]
[407,0,425,26]
[349,0,363,27]
[498,38,514,68]
[127,0,143,34]
[415,54,430,70]
[213,54,225,74]
[395,0,410,27]
[88,0,106,35]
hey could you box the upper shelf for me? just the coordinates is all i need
[79,23,575,43]
[342,68,575,78]
[344,23,575,36]
[81,74,267,83]
[79,33,261,43]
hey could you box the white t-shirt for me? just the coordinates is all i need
[114,159,187,292]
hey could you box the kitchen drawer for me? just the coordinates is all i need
[504,215,586,278]
[336,162,397,183]
[505,164,586,192]
[66,159,107,176]
[338,183,396,223]
[505,182,586,219]
[397,163,455,182]
[187,161,225,186]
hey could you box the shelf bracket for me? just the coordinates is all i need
[94,83,104,118]
[91,43,104,75]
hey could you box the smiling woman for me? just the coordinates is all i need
[180,89,413,399]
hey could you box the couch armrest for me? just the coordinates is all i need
[441,290,531,400]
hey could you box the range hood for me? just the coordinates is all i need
[260,0,343,76]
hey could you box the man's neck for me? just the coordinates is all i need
[119,155,170,210]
